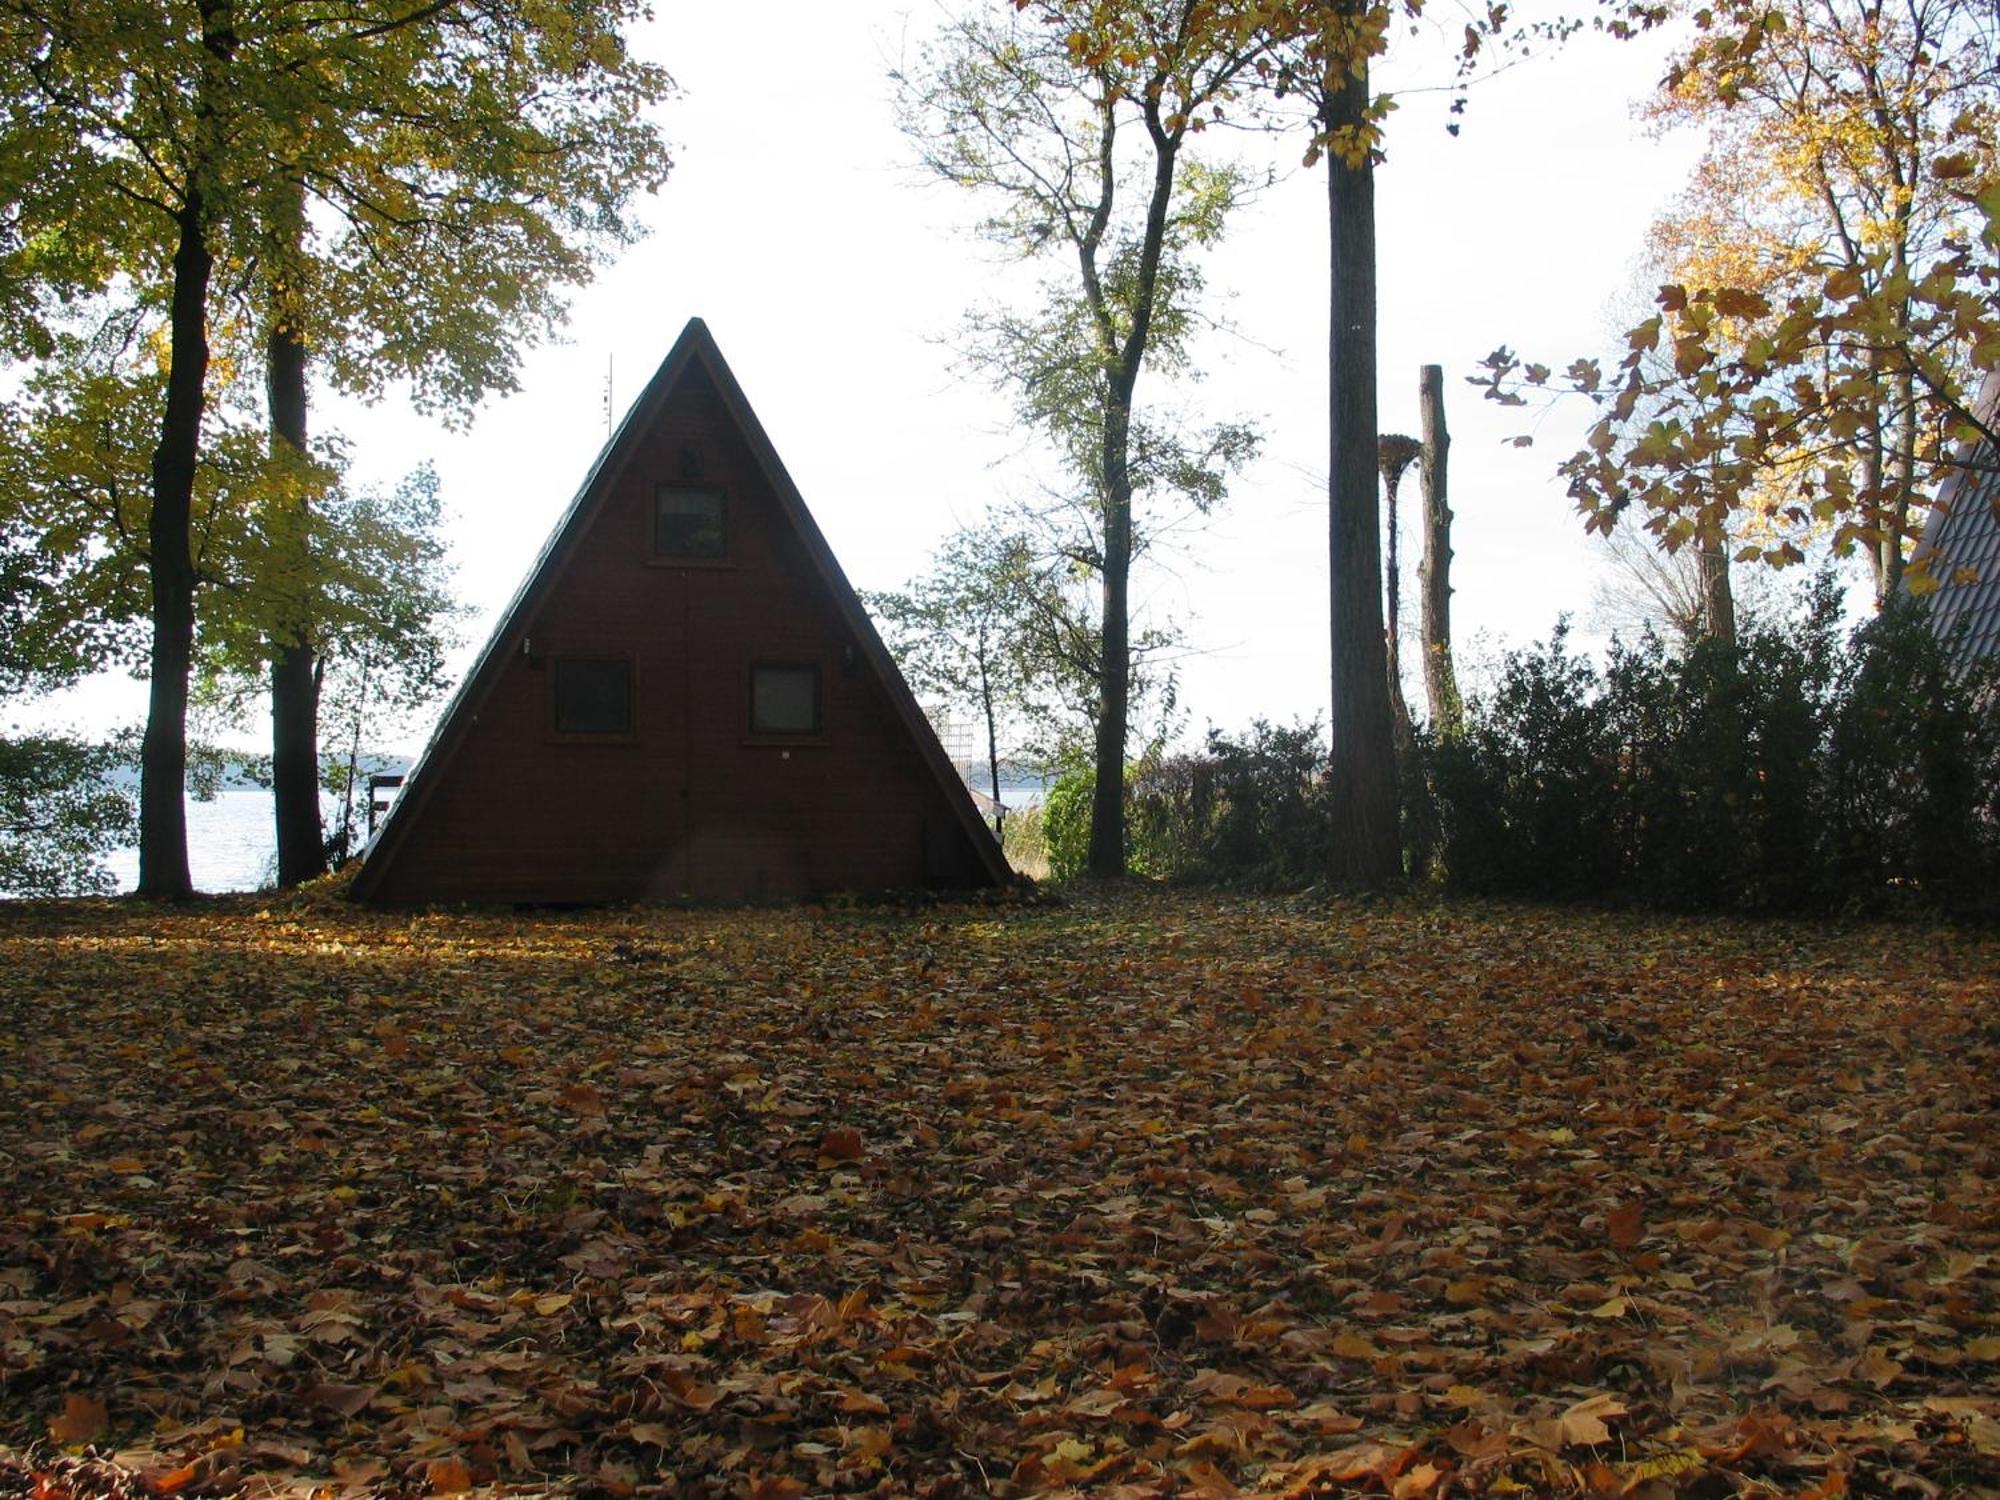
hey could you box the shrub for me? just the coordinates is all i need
[1127,721,1332,887]
[1419,588,2000,916]
[1040,766,1096,882]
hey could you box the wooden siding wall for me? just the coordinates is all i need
[369,366,987,903]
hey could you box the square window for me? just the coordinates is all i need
[654,485,726,559]
[750,664,820,736]
[555,658,632,736]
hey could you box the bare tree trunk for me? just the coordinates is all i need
[1324,72,1399,888]
[1417,365,1460,737]
[1377,442,1419,765]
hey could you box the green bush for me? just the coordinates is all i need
[1127,721,1332,887]
[1040,766,1096,882]
[1420,586,2000,916]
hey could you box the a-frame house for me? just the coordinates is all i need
[352,319,1011,905]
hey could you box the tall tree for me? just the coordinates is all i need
[0,0,673,898]
[1479,0,1998,597]
[898,0,1264,878]
[264,179,321,885]
[1319,10,1400,883]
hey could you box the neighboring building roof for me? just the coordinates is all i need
[1910,369,2000,668]
[351,318,1011,901]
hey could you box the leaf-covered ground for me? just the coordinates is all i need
[1,887,1996,1498]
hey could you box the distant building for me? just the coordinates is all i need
[1910,370,2000,671]
[353,319,1009,905]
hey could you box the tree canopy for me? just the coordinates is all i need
[0,0,673,896]
[1479,0,1998,594]
[897,0,1265,877]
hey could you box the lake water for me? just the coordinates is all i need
[104,789,352,895]
[103,769,1049,895]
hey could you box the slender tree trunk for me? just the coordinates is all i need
[1083,99,1181,882]
[1088,424,1133,878]
[137,190,213,901]
[1862,388,1892,600]
[1381,466,1416,763]
[1883,364,1917,596]
[337,653,368,862]
[978,624,1004,843]
[1417,365,1460,736]
[1324,76,1400,888]
[268,303,325,885]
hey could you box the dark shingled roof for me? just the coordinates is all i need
[1910,369,2000,670]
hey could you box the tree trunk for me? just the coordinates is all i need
[1082,99,1180,883]
[137,191,212,901]
[1324,75,1400,888]
[1862,401,1891,601]
[1882,363,1917,597]
[1417,365,1461,736]
[1696,540,1737,646]
[1087,459,1132,879]
[1381,467,1417,764]
[268,291,325,885]
[978,623,1005,843]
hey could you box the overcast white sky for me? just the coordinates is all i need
[33,0,1719,754]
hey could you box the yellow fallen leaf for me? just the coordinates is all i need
[1560,1393,1628,1446]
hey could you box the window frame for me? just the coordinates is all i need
[651,483,728,563]
[747,661,824,739]
[551,654,637,741]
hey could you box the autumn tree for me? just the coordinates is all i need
[1479,0,1999,600]
[897,0,1265,878]
[0,0,672,898]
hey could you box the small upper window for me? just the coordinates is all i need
[655,485,726,559]
[750,664,821,736]
[555,657,632,736]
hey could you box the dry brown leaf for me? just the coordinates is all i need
[47,1392,108,1445]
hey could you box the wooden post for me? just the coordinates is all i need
[1417,365,1461,736]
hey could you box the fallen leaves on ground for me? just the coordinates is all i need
[0,886,1995,1496]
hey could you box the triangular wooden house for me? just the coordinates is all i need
[353,319,1010,904]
